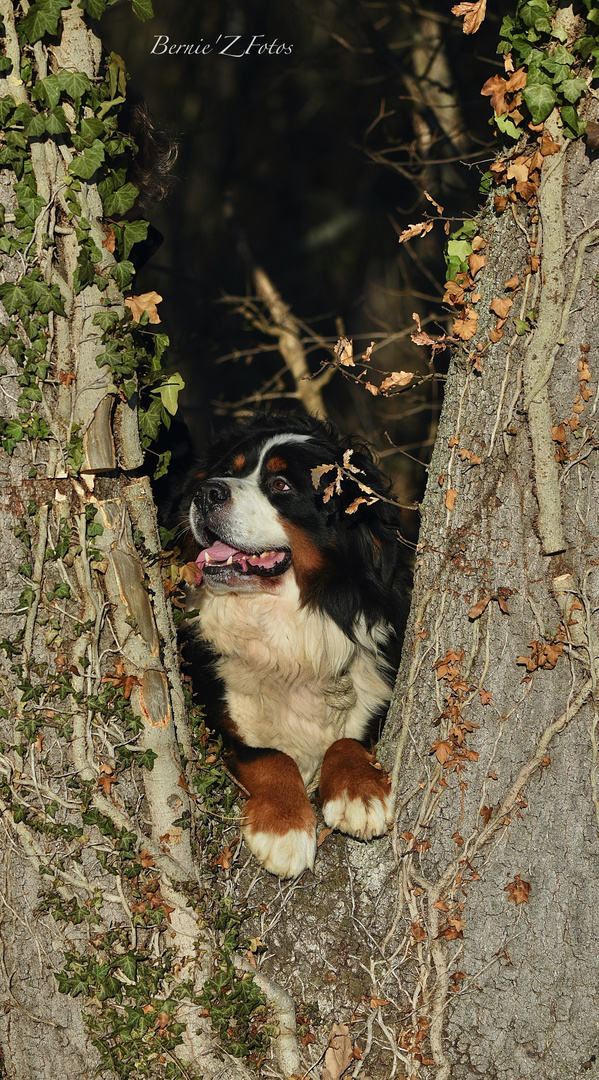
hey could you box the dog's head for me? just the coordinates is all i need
[181,414,409,640]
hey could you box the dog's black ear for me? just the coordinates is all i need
[309,446,410,647]
[118,86,178,207]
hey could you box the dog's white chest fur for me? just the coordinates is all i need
[194,575,392,783]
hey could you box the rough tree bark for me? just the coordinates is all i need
[0,4,281,1079]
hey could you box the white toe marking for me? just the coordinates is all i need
[243,826,317,878]
[323,791,394,840]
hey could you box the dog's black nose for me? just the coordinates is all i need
[200,479,231,509]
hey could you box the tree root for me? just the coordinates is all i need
[234,956,301,1078]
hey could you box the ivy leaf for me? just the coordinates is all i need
[73,246,97,295]
[0,284,32,319]
[108,260,135,290]
[102,182,139,217]
[20,0,71,44]
[121,218,148,259]
[131,0,154,20]
[0,96,16,125]
[14,183,45,223]
[552,44,575,67]
[76,116,105,146]
[522,82,557,123]
[138,398,164,444]
[13,102,36,126]
[561,105,586,138]
[31,73,61,108]
[154,333,169,364]
[561,77,587,104]
[69,138,105,180]
[153,372,185,416]
[0,56,12,74]
[119,954,137,982]
[106,52,128,98]
[23,110,47,138]
[19,275,47,306]
[45,105,69,134]
[153,451,171,481]
[34,282,67,316]
[79,0,108,17]
[446,238,473,265]
[495,111,521,139]
[92,310,121,331]
[56,70,91,101]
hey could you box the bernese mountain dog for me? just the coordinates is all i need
[180,413,408,878]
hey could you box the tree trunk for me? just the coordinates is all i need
[0,4,263,1079]
[379,36,599,1080]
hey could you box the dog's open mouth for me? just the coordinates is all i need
[195,540,291,584]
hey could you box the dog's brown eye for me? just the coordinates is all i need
[271,476,291,493]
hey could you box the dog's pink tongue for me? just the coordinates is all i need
[194,541,241,583]
[194,542,287,584]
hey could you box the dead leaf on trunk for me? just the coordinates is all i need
[321,1023,353,1080]
[490,297,513,319]
[468,596,491,619]
[125,291,163,324]
[453,309,478,341]
[468,252,486,277]
[505,875,531,905]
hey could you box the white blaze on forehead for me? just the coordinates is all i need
[251,433,313,479]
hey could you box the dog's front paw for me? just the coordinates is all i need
[243,821,317,878]
[322,786,393,840]
[320,738,394,841]
[243,796,316,878]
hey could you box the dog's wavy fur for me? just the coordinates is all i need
[179,413,409,877]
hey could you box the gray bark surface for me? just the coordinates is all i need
[381,129,599,1077]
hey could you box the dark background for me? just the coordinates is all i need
[101,0,510,524]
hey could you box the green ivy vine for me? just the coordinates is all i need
[494,0,599,138]
[0,6,183,477]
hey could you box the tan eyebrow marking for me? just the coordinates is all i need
[232,453,246,472]
[266,456,288,473]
